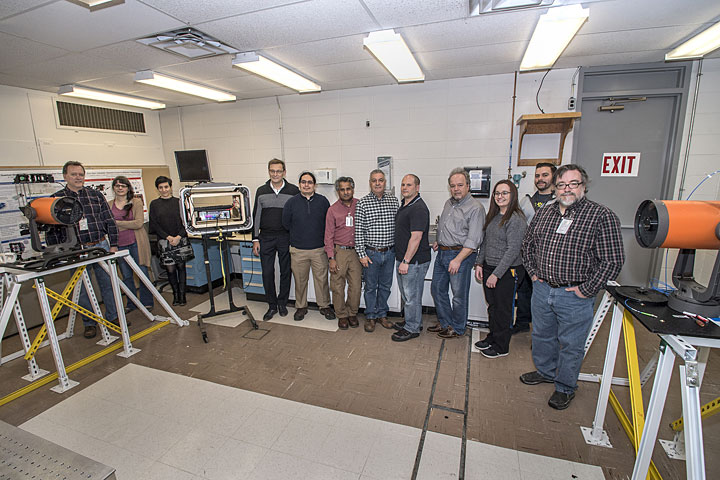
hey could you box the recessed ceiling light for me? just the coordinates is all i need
[58,85,166,110]
[67,0,124,10]
[520,5,589,71]
[363,29,424,83]
[134,71,236,102]
[232,53,321,93]
[666,22,720,60]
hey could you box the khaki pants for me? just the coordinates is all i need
[290,246,330,309]
[330,248,362,318]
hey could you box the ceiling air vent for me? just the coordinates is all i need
[136,28,238,59]
[56,101,146,133]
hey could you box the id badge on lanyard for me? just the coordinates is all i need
[556,218,572,234]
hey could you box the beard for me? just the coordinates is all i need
[558,192,580,207]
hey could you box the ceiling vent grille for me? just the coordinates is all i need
[137,28,238,59]
[56,101,146,133]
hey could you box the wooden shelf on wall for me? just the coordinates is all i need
[516,112,581,166]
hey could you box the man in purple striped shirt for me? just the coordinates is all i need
[520,164,624,410]
[324,177,361,330]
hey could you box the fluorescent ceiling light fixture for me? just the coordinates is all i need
[232,53,321,93]
[363,29,424,83]
[67,0,123,9]
[666,21,720,60]
[58,84,166,110]
[520,5,589,71]
[134,70,236,102]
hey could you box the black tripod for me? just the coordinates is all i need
[196,228,258,342]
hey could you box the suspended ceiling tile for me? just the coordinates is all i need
[0,71,56,93]
[204,74,285,93]
[138,0,303,24]
[566,24,714,57]
[85,40,187,71]
[553,50,668,69]
[362,0,468,29]
[302,59,388,83]
[0,0,183,52]
[198,0,379,51]
[416,42,526,70]
[579,0,720,35]
[0,0,53,20]
[10,52,129,85]
[0,31,69,71]
[264,34,371,68]
[401,10,540,53]
[154,54,247,82]
[424,62,521,81]
[322,76,392,92]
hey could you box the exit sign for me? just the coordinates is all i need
[601,153,640,177]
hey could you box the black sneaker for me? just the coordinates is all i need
[474,339,492,350]
[480,347,508,358]
[391,328,419,342]
[511,324,530,334]
[548,390,575,410]
[393,321,423,332]
[519,371,554,385]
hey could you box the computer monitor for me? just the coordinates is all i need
[175,149,211,183]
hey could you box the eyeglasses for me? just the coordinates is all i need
[300,180,315,185]
[113,184,128,188]
[555,181,584,190]
[269,169,284,174]
[493,191,511,197]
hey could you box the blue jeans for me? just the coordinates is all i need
[119,242,154,310]
[78,239,117,326]
[430,250,473,335]
[396,260,430,333]
[363,248,395,319]
[531,280,595,394]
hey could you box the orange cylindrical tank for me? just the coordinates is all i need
[635,200,720,249]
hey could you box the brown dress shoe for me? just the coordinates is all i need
[294,308,308,321]
[427,323,445,333]
[364,318,376,332]
[83,325,97,339]
[379,317,394,329]
[338,317,349,330]
[348,316,359,328]
[438,326,462,338]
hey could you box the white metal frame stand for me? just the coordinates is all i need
[0,250,189,393]
[581,300,715,479]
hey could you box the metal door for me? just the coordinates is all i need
[573,64,690,286]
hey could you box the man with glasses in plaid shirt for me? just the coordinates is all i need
[355,169,399,332]
[520,164,624,410]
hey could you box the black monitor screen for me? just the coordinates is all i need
[175,150,211,183]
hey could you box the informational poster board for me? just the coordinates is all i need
[0,168,145,258]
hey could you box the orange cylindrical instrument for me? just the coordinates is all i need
[28,197,83,225]
[635,200,720,249]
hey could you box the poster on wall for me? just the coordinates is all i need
[0,168,145,258]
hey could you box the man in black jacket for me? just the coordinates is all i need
[252,159,299,320]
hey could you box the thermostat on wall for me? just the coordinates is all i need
[314,168,337,184]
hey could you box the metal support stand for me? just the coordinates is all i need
[197,232,257,343]
[0,250,189,393]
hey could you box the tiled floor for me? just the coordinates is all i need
[2,282,719,479]
[20,364,605,480]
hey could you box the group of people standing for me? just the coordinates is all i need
[252,158,625,410]
[49,161,188,339]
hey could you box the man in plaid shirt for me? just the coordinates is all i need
[355,169,399,332]
[520,164,624,410]
[47,161,119,339]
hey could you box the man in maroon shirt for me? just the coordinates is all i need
[324,177,361,330]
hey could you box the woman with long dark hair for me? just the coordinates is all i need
[109,176,154,313]
[149,176,189,306]
[473,180,527,358]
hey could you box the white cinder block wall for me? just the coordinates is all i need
[159,69,577,223]
[0,84,165,169]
